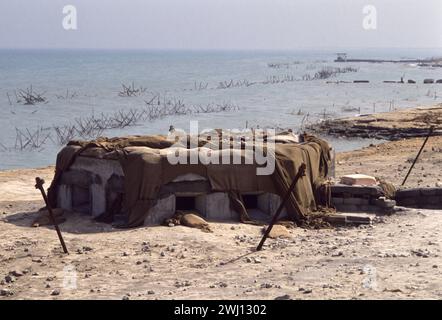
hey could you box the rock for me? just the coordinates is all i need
[147,290,155,295]
[51,289,60,296]
[122,295,130,300]
[274,294,291,300]
[9,270,23,277]
[160,251,165,257]
[180,213,212,233]
[263,225,291,239]
[4,275,15,283]
[0,288,13,296]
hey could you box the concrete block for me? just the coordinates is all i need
[57,184,72,211]
[90,184,106,218]
[257,193,271,214]
[426,196,442,206]
[144,195,176,225]
[343,197,369,205]
[335,204,359,212]
[268,193,288,218]
[60,169,94,188]
[420,188,438,196]
[395,188,421,199]
[331,184,382,197]
[396,197,417,207]
[331,197,343,205]
[196,193,237,221]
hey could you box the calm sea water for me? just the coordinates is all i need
[0,48,441,170]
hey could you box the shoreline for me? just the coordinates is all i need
[308,104,442,140]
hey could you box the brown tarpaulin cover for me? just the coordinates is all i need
[48,134,330,227]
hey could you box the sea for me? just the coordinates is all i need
[0,48,441,170]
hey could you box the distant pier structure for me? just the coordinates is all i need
[335,53,348,62]
[334,53,441,65]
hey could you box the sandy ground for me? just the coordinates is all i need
[1,139,441,300]
[336,136,442,188]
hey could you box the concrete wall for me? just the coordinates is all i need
[57,156,288,225]
[395,188,442,209]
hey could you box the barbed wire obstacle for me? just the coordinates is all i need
[302,66,359,81]
[0,141,8,152]
[263,74,296,84]
[267,61,301,69]
[14,86,48,105]
[118,82,147,97]
[216,79,256,89]
[56,89,78,100]
[49,96,240,145]
[14,127,52,151]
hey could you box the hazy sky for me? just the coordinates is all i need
[1,0,441,50]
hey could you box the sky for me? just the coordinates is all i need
[0,0,441,50]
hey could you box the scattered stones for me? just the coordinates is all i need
[0,288,13,296]
[274,294,291,300]
[175,280,191,288]
[9,270,23,277]
[51,289,60,296]
[411,249,432,258]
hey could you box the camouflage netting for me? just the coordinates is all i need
[48,132,331,227]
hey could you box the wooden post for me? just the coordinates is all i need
[401,126,434,186]
[256,164,306,251]
[35,177,69,254]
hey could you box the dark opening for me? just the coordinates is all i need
[72,185,90,214]
[176,196,196,210]
[242,194,258,209]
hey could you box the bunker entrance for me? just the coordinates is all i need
[176,196,197,211]
[72,185,90,214]
[242,194,258,209]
